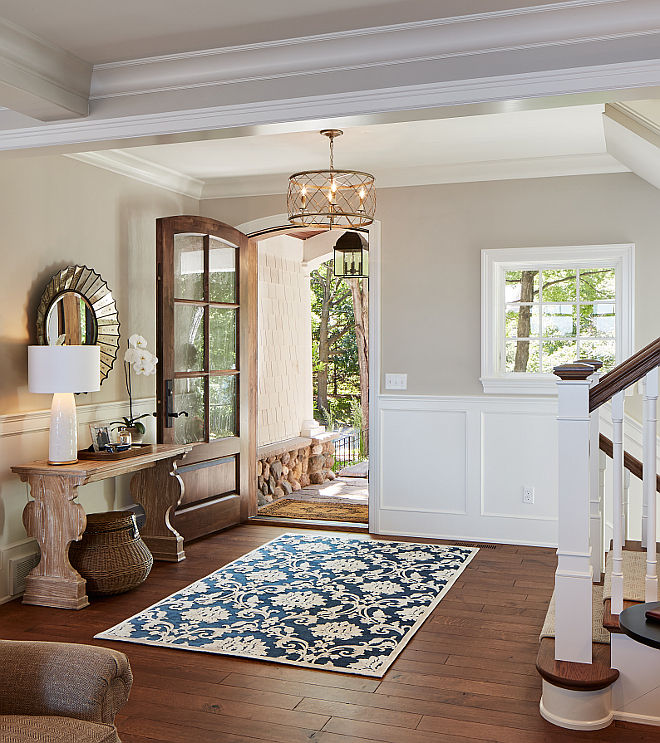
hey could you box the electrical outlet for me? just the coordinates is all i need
[385,374,407,390]
[523,487,534,504]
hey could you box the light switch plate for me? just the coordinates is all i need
[385,374,407,390]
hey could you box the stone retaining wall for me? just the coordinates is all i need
[257,434,339,506]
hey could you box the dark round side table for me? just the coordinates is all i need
[619,601,660,650]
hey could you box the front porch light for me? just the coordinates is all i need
[333,231,369,278]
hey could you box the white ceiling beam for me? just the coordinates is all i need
[0,18,91,120]
[604,103,660,191]
[2,1,660,149]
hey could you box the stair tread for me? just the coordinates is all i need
[603,598,640,633]
[536,637,619,691]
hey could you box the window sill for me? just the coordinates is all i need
[480,375,559,395]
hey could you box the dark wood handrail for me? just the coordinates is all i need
[599,433,660,493]
[590,337,660,412]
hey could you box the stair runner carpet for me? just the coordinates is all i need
[540,585,610,644]
[603,549,659,602]
[540,549,660,645]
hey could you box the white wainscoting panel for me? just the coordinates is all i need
[376,394,559,546]
[380,408,467,515]
[481,410,558,522]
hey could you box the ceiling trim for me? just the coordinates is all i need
[0,18,90,120]
[604,104,660,191]
[66,150,204,198]
[3,57,660,155]
[89,0,659,102]
[198,153,629,199]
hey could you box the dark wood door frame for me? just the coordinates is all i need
[156,215,257,540]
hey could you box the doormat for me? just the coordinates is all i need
[96,533,477,677]
[258,498,368,523]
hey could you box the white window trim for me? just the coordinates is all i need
[481,244,634,395]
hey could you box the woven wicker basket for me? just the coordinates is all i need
[69,511,153,595]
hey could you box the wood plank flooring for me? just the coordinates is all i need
[0,524,656,742]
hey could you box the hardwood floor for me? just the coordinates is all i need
[0,524,656,742]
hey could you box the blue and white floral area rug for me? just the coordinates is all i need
[96,533,478,677]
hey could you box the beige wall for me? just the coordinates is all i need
[0,155,198,414]
[0,154,198,601]
[207,173,660,401]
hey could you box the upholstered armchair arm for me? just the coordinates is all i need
[0,640,132,724]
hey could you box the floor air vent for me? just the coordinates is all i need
[452,542,497,550]
[10,552,40,596]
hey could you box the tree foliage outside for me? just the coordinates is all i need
[310,260,364,433]
[505,267,616,373]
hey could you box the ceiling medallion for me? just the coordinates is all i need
[287,130,376,229]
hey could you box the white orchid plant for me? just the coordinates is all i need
[111,334,158,435]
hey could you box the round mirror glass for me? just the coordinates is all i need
[45,291,98,346]
[36,265,120,386]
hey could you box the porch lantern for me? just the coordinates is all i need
[333,231,369,278]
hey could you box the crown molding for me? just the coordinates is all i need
[0,18,91,120]
[89,0,658,103]
[2,57,660,156]
[198,152,628,199]
[66,150,204,198]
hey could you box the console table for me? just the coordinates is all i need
[11,444,192,610]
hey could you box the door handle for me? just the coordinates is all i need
[165,379,189,428]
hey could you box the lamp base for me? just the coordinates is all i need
[49,392,78,465]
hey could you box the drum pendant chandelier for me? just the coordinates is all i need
[287,129,376,229]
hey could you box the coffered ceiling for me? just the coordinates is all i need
[0,0,659,196]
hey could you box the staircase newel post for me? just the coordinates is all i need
[584,359,604,581]
[611,391,625,615]
[644,367,658,603]
[553,363,594,664]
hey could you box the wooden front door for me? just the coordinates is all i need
[156,216,257,540]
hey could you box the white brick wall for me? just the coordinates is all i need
[258,235,312,446]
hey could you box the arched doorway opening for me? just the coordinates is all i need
[237,215,380,532]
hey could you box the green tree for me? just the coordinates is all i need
[506,268,616,372]
[310,261,359,427]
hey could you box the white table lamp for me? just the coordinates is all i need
[28,345,101,465]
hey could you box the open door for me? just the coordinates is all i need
[156,215,257,540]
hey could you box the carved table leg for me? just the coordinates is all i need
[130,456,186,561]
[22,473,88,609]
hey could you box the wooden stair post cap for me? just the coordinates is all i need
[553,362,597,380]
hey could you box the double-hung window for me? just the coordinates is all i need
[481,245,634,394]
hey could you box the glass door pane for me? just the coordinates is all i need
[209,237,236,302]
[174,234,205,300]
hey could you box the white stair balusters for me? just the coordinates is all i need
[554,363,594,664]
[610,391,625,616]
[643,367,658,603]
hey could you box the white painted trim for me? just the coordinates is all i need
[1,58,660,155]
[604,109,660,192]
[196,153,627,200]
[0,397,155,438]
[0,18,91,121]
[481,243,634,393]
[67,150,204,198]
[87,1,660,102]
